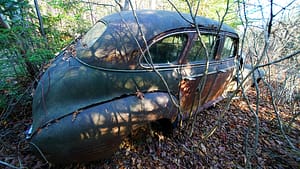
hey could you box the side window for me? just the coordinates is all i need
[187,34,217,62]
[143,34,187,64]
[221,37,235,58]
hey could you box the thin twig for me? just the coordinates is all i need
[166,0,193,25]
[0,160,19,169]
[256,50,300,69]
[67,1,115,7]
[196,0,231,139]
[29,142,50,165]
[261,78,297,150]
[126,1,181,110]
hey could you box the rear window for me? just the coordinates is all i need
[221,37,235,58]
[81,21,107,48]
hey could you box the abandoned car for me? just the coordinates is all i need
[27,10,243,163]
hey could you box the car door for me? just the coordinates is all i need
[179,31,237,117]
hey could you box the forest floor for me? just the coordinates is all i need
[0,85,299,169]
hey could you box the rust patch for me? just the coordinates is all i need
[180,69,234,117]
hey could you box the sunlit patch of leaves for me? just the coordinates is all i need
[0,86,299,168]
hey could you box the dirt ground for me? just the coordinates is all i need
[0,86,299,169]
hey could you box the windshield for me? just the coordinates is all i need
[81,21,107,48]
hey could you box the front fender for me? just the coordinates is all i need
[30,92,178,163]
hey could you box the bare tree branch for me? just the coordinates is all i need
[76,1,115,7]
[166,0,193,25]
[257,50,300,68]
[261,78,297,150]
[267,0,274,38]
[125,1,181,111]
[0,160,19,169]
[273,0,298,17]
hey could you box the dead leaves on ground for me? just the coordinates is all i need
[0,86,299,168]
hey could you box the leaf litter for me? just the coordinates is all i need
[0,86,299,168]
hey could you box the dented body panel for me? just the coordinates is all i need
[28,10,240,163]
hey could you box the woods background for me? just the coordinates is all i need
[0,0,299,168]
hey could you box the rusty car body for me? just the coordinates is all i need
[27,10,240,163]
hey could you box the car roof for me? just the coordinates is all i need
[76,10,238,69]
[103,10,236,37]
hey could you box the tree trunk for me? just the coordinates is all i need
[33,0,46,38]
